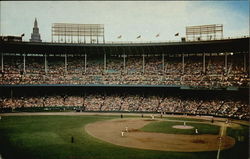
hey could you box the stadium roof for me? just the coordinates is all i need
[0,37,249,55]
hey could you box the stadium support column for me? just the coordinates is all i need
[104,52,106,73]
[1,54,3,72]
[65,54,68,74]
[123,53,126,73]
[224,52,227,74]
[203,53,206,73]
[162,53,165,73]
[243,53,246,72]
[23,54,26,74]
[44,54,48,74]
[84,54,87,73]
[182,53,185,74]
[142,54,145,74]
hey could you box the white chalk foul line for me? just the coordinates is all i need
[216,123,226,159]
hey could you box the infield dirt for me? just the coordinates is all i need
[85,118,235,152]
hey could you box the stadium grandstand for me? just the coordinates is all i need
[0,36,249,120]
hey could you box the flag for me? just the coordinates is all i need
[21,33,25,37]
[175,33,179,36]
[117,35,122,39]
[136,35,141,39]
[156,33,160,37]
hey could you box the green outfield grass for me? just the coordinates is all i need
[141,120,220,135]
[220,125,249,159]
[0,115,249,159]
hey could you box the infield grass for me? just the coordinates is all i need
[141,120,220,135]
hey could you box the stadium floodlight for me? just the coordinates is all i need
[51,23,105,44]
[186,24,223,41]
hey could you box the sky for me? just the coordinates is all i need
[0,1,249,42]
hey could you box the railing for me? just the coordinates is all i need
[19,35,249,44]
[105,36,250,44]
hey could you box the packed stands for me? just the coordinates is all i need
[0,94,248,119]
[0,54,249,87]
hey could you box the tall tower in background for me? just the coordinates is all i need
[30,18,42,42]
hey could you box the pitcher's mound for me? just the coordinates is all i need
[172,125,194,129]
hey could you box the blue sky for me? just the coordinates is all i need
[0,1,249,42]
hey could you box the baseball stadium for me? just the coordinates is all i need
[0,1,249,159]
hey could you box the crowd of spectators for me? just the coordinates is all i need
[0,95,249,119]
[0,54,249,87]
